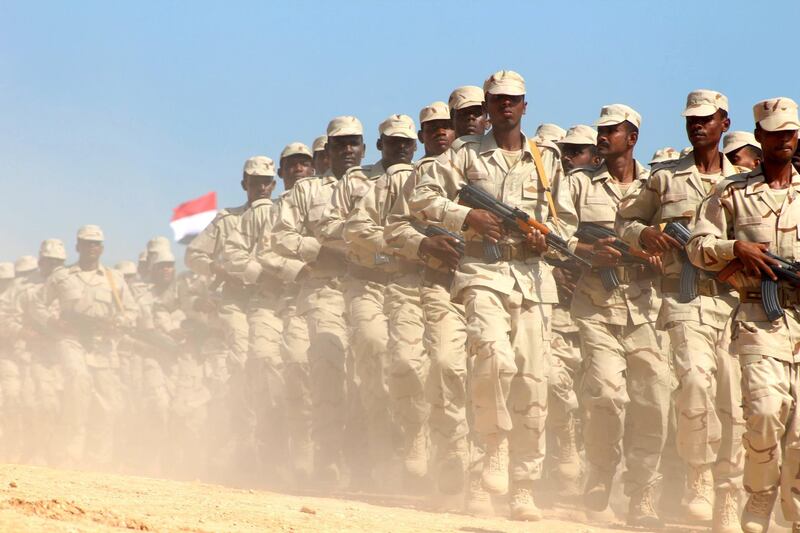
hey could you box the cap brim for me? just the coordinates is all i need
[420,114,451,124]
[381,129,417,140]
[485,84,525,96]
[722,141,749,155]
[451,100,483,111]
[681,104,718,117]
[559,135,595,146]
[758,116,800,132]
[594,117,624,127]
[327,129,363,137]
[281,150,313,159]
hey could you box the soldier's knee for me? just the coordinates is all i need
[678,368,713,400]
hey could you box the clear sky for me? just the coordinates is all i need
[2,0,798,265]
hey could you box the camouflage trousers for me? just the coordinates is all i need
[0,354,26,461]
[547,325,581,431]
[740,354,800,520]
[280,302,312,471]
[386,273,428,430]
[462,285,551,483]
[577,318,670,496]
[667,319,744,490]
[422,282,468,446]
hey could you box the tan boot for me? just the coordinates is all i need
[437,437,467,495]
[583,467,613,512]
[465,471,494,517]
[510,480,542,521]
[403,425,429,478]
[712,489,740,533]
[481,432,509,495]
[741,489,777,533]
[686,464,714,521]
[555,416,581,481]
[627,484,663,529]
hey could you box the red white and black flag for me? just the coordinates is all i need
[170,191,217,244]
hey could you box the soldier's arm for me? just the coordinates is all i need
[316,173,356,252]
[344,176,388,255]
[686,186,736,272]
[117,273,139,328]
[221,209,262,284]
[385,172,426,261]
[409,150,471,232]
[185,215,225,276]
[615,171,664,247]
[271,182,322,265]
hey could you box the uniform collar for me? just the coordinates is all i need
[590,159,648,183]
[479,131,533,173]
[745,165,800,215]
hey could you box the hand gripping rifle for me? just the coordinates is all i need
[457,183,590,268]
[663,221,700,303]
[574,222,652,291]
[422,225,466,258]
[717,252,800,322]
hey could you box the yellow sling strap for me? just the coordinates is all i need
[528,139,559,224]
[104,267,125,314]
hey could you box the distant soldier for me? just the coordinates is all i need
[722,131,762,170]
[649,146,681,171]
[43,225,138,468]
[686,97,800,533]
[448,85,488,142]
[557,124,600,173]
[312,135,330,175]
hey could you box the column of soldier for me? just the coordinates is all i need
[2,69,800,533]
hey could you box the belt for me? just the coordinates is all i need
[661,276,728,297]
[741,288,800,307]
[422,267,454,289]
[396,259,422,276]
[591,265,655,284]
[347,264,392,284]
[464,241,540,262]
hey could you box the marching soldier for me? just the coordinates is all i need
[448,85,488,142]
[722,131,762,170]
[312,135,330,176]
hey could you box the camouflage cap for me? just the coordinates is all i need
[483,70,525,96]
[682,89,729,117]
[115,260,137,276]
[559,125,597,146]
[312,135,328,153]
[448,85,484,111]
[681,146,694,157]
[419,101,450,124]
[280,142,313,160]
[753,97,800,132]
[77,224,104,242]
[722,131,761,155]
[327,116,363,137]
[649,147,680,165]
[378,114,417,139]
[150,248,176,264]
[0,262,13,279]
[243,156,276,177]
[534,123,566,143]
[39,238,67,260]
[147,236,171,254]
[15,255,38,274]
[595,104,642,129]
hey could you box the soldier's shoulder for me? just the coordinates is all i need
[715,170,752,195]
[453,135,482,150]
[293,175,318,188]
[219,204,248,217]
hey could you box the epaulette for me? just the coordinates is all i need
[454,135,482,149]
[712,171,750,196]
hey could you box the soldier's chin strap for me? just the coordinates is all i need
[105,267,125,314]
[528,140,559,224]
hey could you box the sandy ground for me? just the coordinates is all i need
[0,463,780,533]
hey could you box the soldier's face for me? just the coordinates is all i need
[453,105,487,137]
[151,262,175,285]
[420,120,455,156]
[686,110,730,150]
[377,135,416,167]
[244,175,274,203]
[485,94,525,131]
[728,146,761,170]
[77,239,103,261]
[327,135,364,176]
[597,123,635,158]
[279,154,314,181]
[38,257,64,277]
[755,127,798,165]
[560,144,596,172]
[313,150,330,175]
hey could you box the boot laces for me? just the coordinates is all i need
[747,490,775,517]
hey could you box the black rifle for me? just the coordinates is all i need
[575,222,652,291]
[458,183,590,268]
[718,253,800,322]
[422,225,465,257]
[663,221,699,303]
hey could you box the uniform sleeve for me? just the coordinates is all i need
[344,176,389,255]
[409,149,472,232]
[221,210,261,285]
[272,183,322,265]
[185,215,225,276]
[686,186,737,271]
[615,171,664,248]
[385,173,426,260]
[317,174,354,252]
[115,273,139,328]
[559,172,582,252]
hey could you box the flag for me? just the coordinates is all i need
[170,191,218,244]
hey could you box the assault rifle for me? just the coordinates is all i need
[718,252,800,322]
[574,222,653,291]
[457,184,590,268]
[422,225,466,258]
[663,221,700,303]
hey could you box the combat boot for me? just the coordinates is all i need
[510,480,542,521]
[583,467,613,512]
[741,488,777,533]
[712,488,740,533]
[686,464,714,521]
[481,432,509,495]
[554,417,581,494]
[464,471,494,517]
[291,435,314,484]
[437,437,467,495]
[403,424,429,478]
[627,484,663,529]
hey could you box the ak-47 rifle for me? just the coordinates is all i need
[422,225,466,258]
[663,221,700,303]
[574,222,653,291]
[717,252,800,322]
[457,183,590,268]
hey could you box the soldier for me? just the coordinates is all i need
[410,70,567,521]
[44,225,138,468]
[312,135,330,176]
[272,116,365,484]
[557,124,600,173]
[448,85,488,141]
[339,114,427,483]
[616,90,745,531]
[532,123,566,145]
[0,262,13,293]
[560,104,669,526]
[686,97,800,533]
[275,142,315,482]
[418,102,455,158]
[649,146,681,171]
[722,131,762,170]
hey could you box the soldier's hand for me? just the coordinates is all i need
[733,241,778,280]
[525,229,548,253]
[591,237,622,267]
[552,267,576,297]
[465,209,503,242]
[639,226,681,254]
[419,235,461,270]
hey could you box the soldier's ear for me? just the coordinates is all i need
[522,100,527,116]
[376,137,383,151]
[240,177,247,192]
[628,130,639,147]
[722,116,731,134]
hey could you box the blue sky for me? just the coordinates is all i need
[2,0,798,265]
